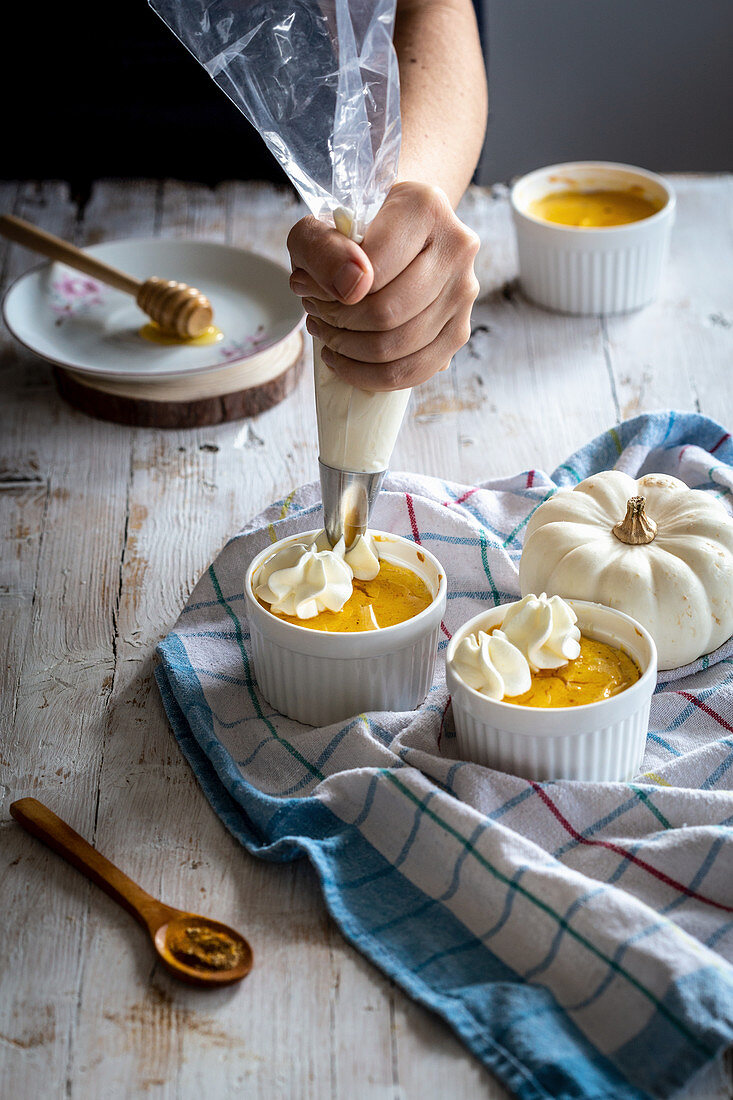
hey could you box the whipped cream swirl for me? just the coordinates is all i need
[255,531,380,619]
[500,593,581,671]
[451,593,581,700]
[451,629,532,700]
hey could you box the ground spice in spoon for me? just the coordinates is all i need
[166,925,246,971]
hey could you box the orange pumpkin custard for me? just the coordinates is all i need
[506,634,640,708]
[528,189,661,228]
[259,559,432,632]
[450,593,641,707]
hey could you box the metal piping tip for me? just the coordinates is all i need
[319,461,386,549]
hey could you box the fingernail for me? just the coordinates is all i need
[333,261,365,300]
[305,316,322,339]
[302,297,318,315]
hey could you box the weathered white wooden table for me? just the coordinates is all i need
[2,176,732,1099]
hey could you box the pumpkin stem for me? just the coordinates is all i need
[612,496,657,545]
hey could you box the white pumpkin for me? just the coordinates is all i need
[519,471,733,669]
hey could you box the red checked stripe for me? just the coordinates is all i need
[441,621,452,639]
[711,432,731,454]
[526,470,535,488]
[405,492,421,543]
[529,781,733,912]
[442,487,479,507]
[676,691,733,734]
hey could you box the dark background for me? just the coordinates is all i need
[480,0,733,183]
[6,0,732,194]
[7,2,287,190]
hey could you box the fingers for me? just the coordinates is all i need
[359,183,446,291]
[319,312,475,393]
[287,182,482,392]
[306,282,454,364]
[286,216,373,304]
[301,246,445,332]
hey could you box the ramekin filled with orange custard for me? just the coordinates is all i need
[245,530,447,726]
[510,161,675,315]
[446,594,657,781]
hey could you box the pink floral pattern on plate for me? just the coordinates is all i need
[218,324,270,361]
[50,274,105,322]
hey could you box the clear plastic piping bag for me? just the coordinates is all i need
[150,0,409,476]
[148,0,401,242]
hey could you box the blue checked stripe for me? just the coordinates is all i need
[701,741,733,790]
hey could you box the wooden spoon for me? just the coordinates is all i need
[0,214,214,339]
[10,797,253,988]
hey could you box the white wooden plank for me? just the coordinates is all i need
[450,304,616,483]
[160,179,227,242]
[671,175,733,427]
[222,180,320,507]
[574,175,733,469]
[222,178,305,265]
[0,181,132,1100]
[393,994,510,1099]
[602,175,731,423]
[410,184,620,484]
[81,179,159,244]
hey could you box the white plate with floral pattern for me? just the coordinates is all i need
[2,238,304,381]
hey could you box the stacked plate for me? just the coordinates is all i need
[2,238,305,426]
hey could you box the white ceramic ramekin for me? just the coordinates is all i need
[510,161,676,315]
[245,530,447,726]
[446,599,657,781]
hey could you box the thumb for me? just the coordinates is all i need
[287,216,374,303]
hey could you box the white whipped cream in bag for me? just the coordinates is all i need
[314,339,412,473]
[255,531,380,619]
[313,209,411,475]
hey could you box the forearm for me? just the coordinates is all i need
[288,0,484,392]
[394,0,488,206]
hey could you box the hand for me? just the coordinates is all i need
[287,182,480,392]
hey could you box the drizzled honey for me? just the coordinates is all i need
[260,560,432,632]
[508,635,640,708]
[139,322,223,346]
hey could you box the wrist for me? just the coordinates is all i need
[388,179,461,223]
[395,163,467,210]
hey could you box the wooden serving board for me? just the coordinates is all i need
[53,328,305,427]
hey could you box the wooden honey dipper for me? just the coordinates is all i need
[0,214,214,338]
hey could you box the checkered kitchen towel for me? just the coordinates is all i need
[156,412,733,1100]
